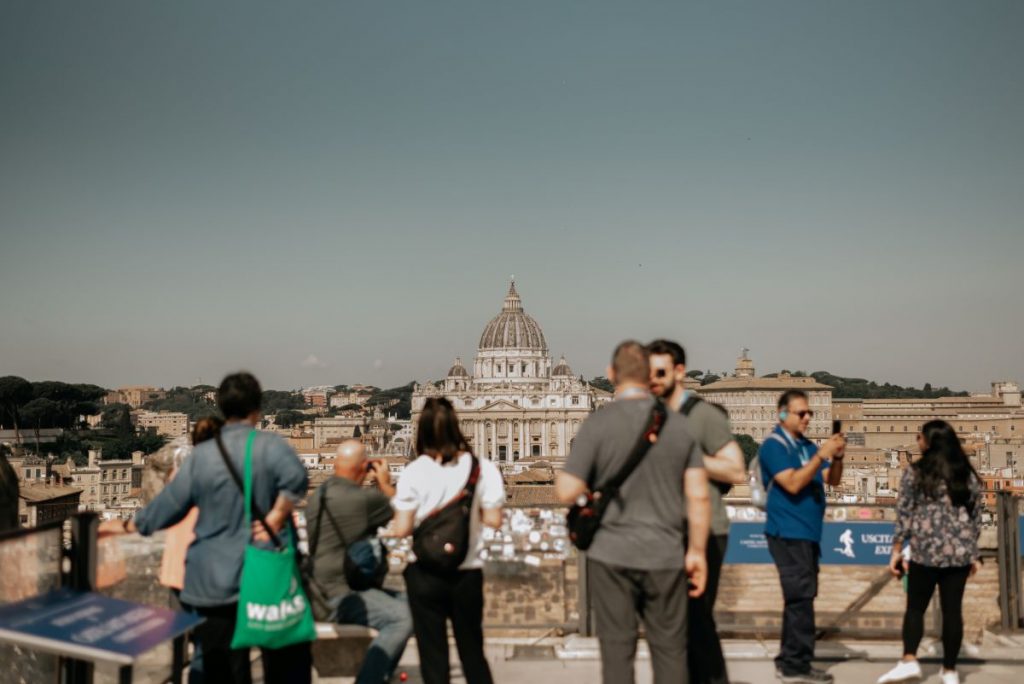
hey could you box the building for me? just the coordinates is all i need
[133,410,189,438]
[833,382,1024,450]
[53,449,143,510]
[105,386,166,408]
[412,281,611,464]
[18,484,82,527]
[698,352,834,443]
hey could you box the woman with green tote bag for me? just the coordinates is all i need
[100,372,313,684]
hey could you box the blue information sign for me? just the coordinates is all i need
[726,522,896,565]
[0,588,203,665]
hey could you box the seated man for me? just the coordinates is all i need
[307,439,413,684]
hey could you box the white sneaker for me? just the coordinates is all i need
[940,670,960,684]
[876,659,922,683]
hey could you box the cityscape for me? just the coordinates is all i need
[3,2,1023,682]
[4,281,1022,535]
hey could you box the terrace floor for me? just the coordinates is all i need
[306,635,1024,684]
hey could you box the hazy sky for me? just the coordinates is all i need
[2,1,1022,392]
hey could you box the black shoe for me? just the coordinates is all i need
[777,668,834,683]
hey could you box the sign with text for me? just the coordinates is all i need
[725,522,896,565]
[0,588,202,665]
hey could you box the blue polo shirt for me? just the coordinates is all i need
[759,425,829,543]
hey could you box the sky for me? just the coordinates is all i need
[1,1,1022,392]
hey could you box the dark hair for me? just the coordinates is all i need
[416,397,471,464]
[611,340,649,383]
[217,372,263,420]
[192,415,225,445]
[777,389,808,412]
[914,420,978,511]
[646,339,686,367]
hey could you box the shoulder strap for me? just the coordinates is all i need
[601,401,669,494]
[308,485,329,558]
[424,454,481,519]
[680,394,702,416]
[214,430,283,549]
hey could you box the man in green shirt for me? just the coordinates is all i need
[649,340,747,684]
[307,439,412,684]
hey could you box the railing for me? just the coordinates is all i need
[2,497,1020,681]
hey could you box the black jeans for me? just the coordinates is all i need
[902,562,971,670]
[189,603,312,684]
[404,564,493,684]
[687,534,730,684]
[588,558,689,684]
[767,536,819,676]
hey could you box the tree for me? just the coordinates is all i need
[588,376,614,393]
[701,374,721,386]
[734,434,759,466]
[20,398,61,454]
[0,376,33,445]
[686,370,704,379]
[101,404,133,436]
[274,410,307,428]
[262,390,306,413]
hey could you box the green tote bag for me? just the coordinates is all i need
[230,430,316,649]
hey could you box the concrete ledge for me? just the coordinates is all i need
[311,622,379,678]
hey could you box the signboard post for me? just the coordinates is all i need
[0,588,203,684]
[725,521,897,565]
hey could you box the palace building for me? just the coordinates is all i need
[411,282,610,464]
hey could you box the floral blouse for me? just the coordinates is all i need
[893,468,982,568]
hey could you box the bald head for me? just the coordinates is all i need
[334,439,368,482]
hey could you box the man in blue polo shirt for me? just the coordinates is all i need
[758,389,845,684]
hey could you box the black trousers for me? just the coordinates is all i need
[902,562,971,670]
[687,534,730,684]
[404,564,493,684]
[767,536,819,676]
[588,558,689,684]
[190,603,312,684]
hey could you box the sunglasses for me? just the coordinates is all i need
[794,410,814,419]
[652,369,670,378]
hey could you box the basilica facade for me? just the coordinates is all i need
[411,282,610,464]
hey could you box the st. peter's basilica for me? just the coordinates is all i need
[411,282,610,463]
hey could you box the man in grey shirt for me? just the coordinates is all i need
[307,439,412,684]
[649,339,746,684]
[556,341,711,684]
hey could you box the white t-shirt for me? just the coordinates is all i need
[393,452,505,570]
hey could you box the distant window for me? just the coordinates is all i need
[521,363,527,374]
[572,396,580,405]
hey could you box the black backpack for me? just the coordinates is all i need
[412,456,480,574]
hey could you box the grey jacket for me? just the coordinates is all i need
[133,423,308,606]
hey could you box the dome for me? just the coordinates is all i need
[447,357,469,377]
[551,355,573,376]
[478,281,547,351]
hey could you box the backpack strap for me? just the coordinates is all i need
[680,394,702,416]
[601,401,669,494]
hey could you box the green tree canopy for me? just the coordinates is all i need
[0,376,33,442]
[588,377,614,393]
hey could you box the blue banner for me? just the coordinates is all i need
[726,522,896,565]
[0,588,202,664]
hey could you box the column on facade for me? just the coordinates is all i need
[542,420,549,458]
[557,420,566,457]
[519,420,526,458]
[489,420,496,460]
[507,420,514,462]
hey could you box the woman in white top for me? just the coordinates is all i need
[391,398,505,684]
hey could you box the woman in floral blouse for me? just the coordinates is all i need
[877,420,982,684]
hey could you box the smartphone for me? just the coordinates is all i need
[832,419,843,435]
